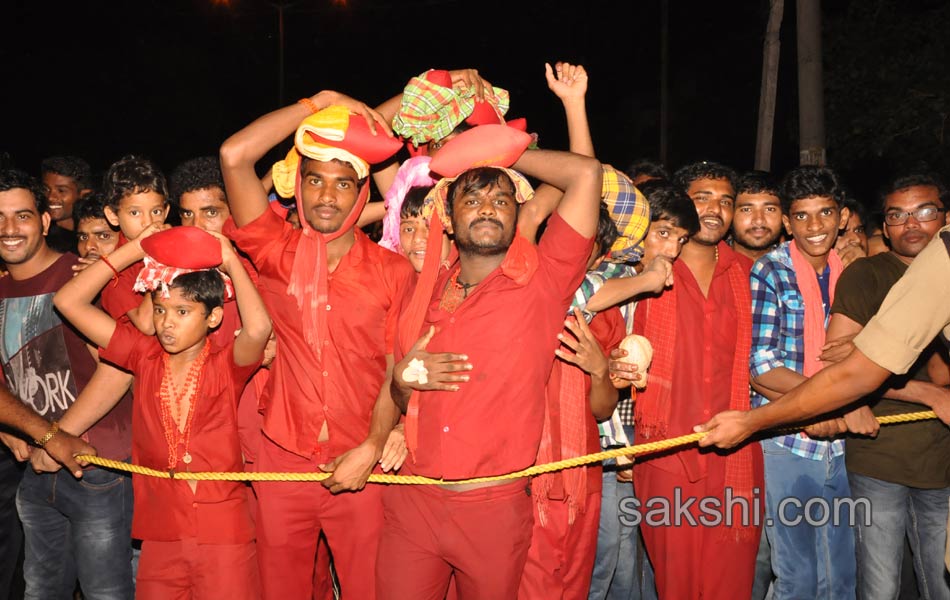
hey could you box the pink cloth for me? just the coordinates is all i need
[379,157,436,253]
[787,242,844,376]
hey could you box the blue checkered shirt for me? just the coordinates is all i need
[750,242,845,460]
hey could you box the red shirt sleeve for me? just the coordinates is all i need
[228,207,295,271]
[99,319,154,373]
[589,307,626,354]
[99,264,144,320]
[383,262,417,354]
[537,211,595,304]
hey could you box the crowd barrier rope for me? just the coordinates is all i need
[74,410,939,485]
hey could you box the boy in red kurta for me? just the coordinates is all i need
[53,225,272,600]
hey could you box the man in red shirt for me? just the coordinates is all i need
[614,161,764,599]
[221,92,412,600]
[379,146,603,599]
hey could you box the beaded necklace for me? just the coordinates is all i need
[159,340,210,470]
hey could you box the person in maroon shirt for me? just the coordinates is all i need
[221,92,411,600]
[0,168,135,599]
[612,161,765,600]
[380,145,603,599]
[53,225,272,599]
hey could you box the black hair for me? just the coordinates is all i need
[736,170,780,198]
[400,186,433,220]
[103,155,169,210]
[877,172,949,212]
[72,192,110,225]
[625,159,670,182]
[778,165,845,213]
[444,167,517,220]
[595,203,619,256]
[161,270,225,315]
[672,161,738,193]
[169,157,225,206]
[638,179,700,237]
[41,156,92,190]
[840,197,868,229]
[0,168,49,214]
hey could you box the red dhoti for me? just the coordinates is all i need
[136,538,259,600]
[376,480,534,600]
[518,484,601,600]
[253,436,383,600]
[634,453,762,600]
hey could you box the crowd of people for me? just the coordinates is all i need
[0,63,947,600]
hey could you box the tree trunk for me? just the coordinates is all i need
[659,0,670,166]
[755,0,784,171]
[797,0,826,165]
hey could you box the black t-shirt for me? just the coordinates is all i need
[832,252,950,488]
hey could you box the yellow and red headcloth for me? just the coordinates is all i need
[396,125,535,459]
[601,166,651,263]
[133,226,234,299]
[272,106,402,359]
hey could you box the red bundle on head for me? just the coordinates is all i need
[134,227,234,299]
[428,124,533,179]
[140,227,222,268]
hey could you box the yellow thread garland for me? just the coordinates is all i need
[75,411,938,484]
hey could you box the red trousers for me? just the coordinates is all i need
[518,490,601,600]
[136,538,259,600]
[376,480,534,600]
[634,457,762,600]
[254,436,383,600]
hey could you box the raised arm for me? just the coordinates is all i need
[53,230,152,348]
[519,62,595,241]
[544,62,594,157]
[511,149,602,239]
[220,91,392,227]
[211,233,272,366]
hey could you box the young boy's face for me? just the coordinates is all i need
[399,215,450,273]
[640,218,689,265]
[76,217,119,260]
[179,187,230,234]
[105,192,169,239]
[152,287,222,355]
[782,195,847,261]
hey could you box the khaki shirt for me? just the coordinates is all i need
[854,224,950,374]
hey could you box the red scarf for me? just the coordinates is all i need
[286,169,369,363]
[533,359,590,525]
[634,243,757,540]
[787,242,843,377]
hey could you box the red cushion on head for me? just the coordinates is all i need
[140,226,222,269]
[424,69,453,89]
[428,124,532,178]
[505,117,528,132]
[465,101,505,126]
[304,116,404,166]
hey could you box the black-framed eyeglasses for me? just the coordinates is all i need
[883,206,947,226]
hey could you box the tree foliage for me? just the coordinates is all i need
[825,0,950,175]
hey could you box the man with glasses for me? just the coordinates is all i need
[822,172,950,600]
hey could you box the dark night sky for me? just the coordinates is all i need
[2,0,942,198]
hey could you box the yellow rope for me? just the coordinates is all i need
[74,410,939,485]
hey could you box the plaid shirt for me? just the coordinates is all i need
[750,242,845,460]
